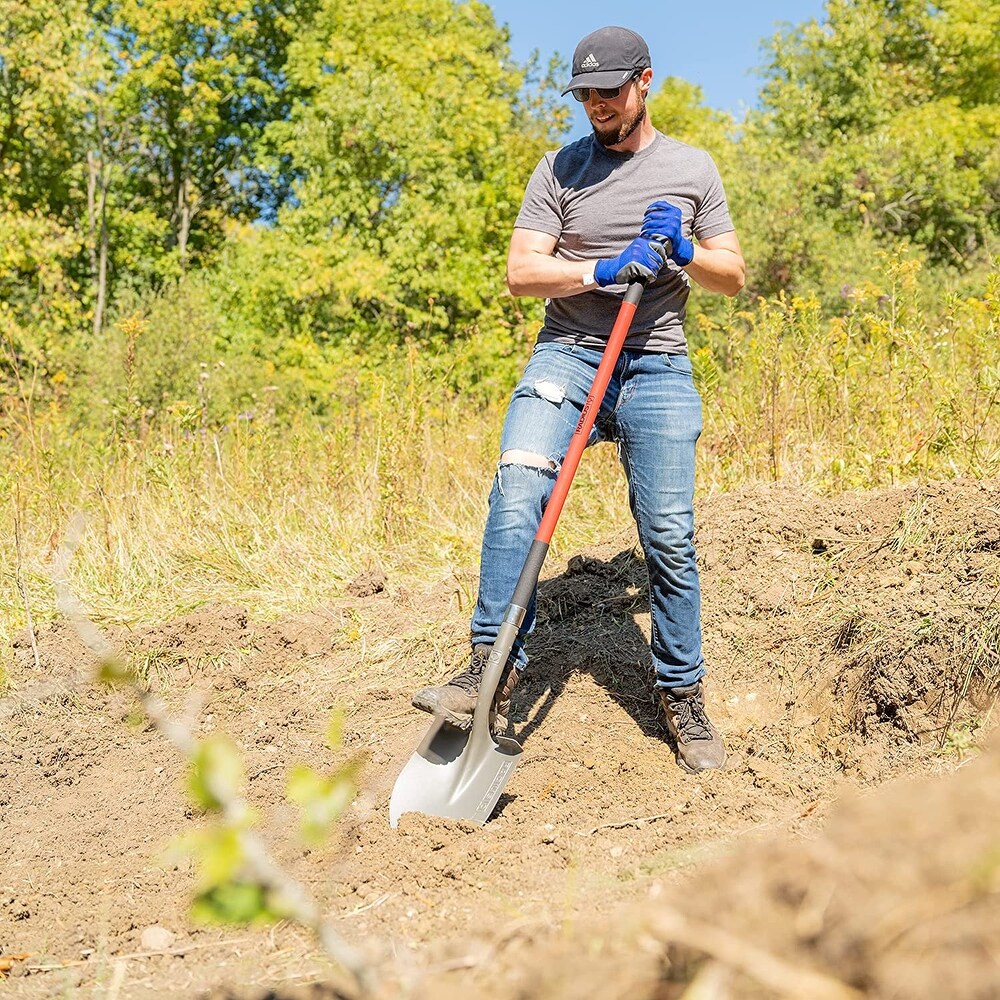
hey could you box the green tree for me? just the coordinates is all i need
[757,0,1000,266]
[92,0,311,275]
[238,0,566,353]
[2,0,318,415]
[0,0,92,381]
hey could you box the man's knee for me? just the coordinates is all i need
[494,451,559,500]
[499,449,557,471]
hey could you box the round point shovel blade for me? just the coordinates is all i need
[389,715,522,827]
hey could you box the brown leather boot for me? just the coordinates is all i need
[411,645,520,737]
[659,681,727,774]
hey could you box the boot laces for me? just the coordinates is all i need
[446,650,490,695]
[671,693,712,743]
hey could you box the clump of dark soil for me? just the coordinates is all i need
[1,478,997,999]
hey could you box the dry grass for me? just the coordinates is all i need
[1,254,997,675]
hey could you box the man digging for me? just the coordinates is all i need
[413,25,745,774]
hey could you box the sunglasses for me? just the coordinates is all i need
[571,73,638,103]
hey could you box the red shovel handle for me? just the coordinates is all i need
[536,280,643,544]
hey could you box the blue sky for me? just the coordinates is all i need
[489,1,828,136]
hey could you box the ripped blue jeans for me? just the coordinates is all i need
[471,341,705,690]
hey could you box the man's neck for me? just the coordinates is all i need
[605,115,656,155]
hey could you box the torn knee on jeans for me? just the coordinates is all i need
[495,451,559,496]
[499,449,557,471]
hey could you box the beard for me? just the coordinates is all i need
[592,94,647,148]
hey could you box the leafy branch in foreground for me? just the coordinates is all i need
[51,512,376,998]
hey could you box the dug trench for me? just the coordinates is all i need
[1,478,997,998]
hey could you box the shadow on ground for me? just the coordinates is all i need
[515,546,664,745]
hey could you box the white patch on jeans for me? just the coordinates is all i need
[532,378,566,404]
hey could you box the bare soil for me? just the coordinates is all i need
[2,478,998,999]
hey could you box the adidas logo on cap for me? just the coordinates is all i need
[581,52,600,70]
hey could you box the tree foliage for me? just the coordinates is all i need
[93,0,309,269]
[1,0,997,424]
[0,0,91,367]
[646,0,999,317]
[229,0,565,349]
[756,0,1000,266]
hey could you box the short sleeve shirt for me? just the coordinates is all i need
[515,130,734,354]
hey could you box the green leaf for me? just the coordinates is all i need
[191,880,281,925]
[187,735,245,813]
[286,760,359,843]
[199,828,245,886]
[167,826,245,888]
[325,707,345,748]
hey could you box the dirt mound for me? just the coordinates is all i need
[409,732,1000,1000]
[669,731,1000,999]
[1,478,997,998]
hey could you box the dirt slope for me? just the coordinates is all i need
[1,478,997,999]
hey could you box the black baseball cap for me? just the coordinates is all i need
[561,26,651,96]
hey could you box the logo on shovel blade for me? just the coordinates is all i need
[476,758,517,816]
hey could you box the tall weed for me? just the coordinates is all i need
[1,253,997,647]
[693,252,999,488]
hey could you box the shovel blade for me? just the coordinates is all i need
[389,716,522,827]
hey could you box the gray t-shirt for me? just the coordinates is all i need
[515,130,734,354]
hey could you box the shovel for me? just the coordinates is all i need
[389,279,647,827]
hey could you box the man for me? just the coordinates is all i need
[412,25,744,773]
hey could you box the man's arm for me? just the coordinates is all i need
[507,226,746,300]
[505,228,598,299]
[685,231,745,297]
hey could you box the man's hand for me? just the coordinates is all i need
[641,201,694,266]
[594,237,667,287]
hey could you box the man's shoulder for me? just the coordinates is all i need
[548,134,597,173]
[647,132,723,188]
[651,130,712,163]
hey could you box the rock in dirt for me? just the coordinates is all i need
[139,925,175,952]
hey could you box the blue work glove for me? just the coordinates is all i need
[641,200,694,266]
[594,237,667,287]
